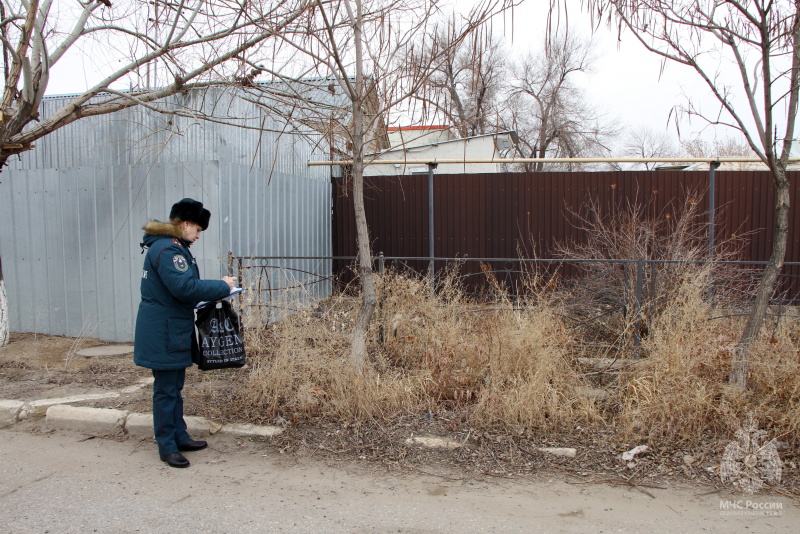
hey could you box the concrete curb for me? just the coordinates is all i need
[3,376,155,423]
[8,397,580,454]
[0,400,25,428]
[75,345,134,358]
[1,396,284,439]
[46,405,128,434]
[539,447,577,458]
[121,412,283,438]
[27,393,121,418]
[221,422,283,438]
[0,351,283,439]
[184,415,223,437]
[405,435,463,449]
[125,412,155,437]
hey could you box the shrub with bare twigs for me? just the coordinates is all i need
[615,269,800,447]
[554,189,753,350]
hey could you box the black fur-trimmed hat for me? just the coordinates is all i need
[169,198,211,230]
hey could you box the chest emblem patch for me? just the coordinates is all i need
[172,255,189,272]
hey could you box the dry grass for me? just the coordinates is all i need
[469,304,600,431]
[615,267,800,447]
[555,190,755,346]
[220,260,800,454]
[228,268,599,432]
[229,278,429,424]
[747,318,800,444]
[615,268,743,444]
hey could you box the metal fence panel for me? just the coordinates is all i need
[1,88,332,342]
[334,170,800,292]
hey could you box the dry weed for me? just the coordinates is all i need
[747,316,800,444]
[377,266,485,401]
[617,269,739,445]
[223,260,799,451]
[233,281,428,423]
[470,304,601,431]
[555,190,753,347]
[616,268,800,447]
[229,267,600,432]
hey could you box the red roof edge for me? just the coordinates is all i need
[387,125,449,132]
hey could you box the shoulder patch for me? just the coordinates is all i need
[172,255,189,272]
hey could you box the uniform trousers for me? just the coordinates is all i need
[152,368,192,456]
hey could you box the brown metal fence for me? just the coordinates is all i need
[332,170,800,296]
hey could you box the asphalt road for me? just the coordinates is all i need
[0,425,796,533]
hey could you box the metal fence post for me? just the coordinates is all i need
[709,161,720,260]
[650,260,657,317]
[623,262,629,320]
[428,163,437,291]
[707,161,721,303]
[634,259,644,354]
[377,252,385,345]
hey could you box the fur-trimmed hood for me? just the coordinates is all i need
[140,220,188,249]
[143,220,183,239]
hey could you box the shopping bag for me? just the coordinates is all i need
[195,300,246,370]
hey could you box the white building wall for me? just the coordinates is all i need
[387,127,450,149]
[365,135,510,176]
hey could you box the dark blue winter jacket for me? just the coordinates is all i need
[133,221,230,370]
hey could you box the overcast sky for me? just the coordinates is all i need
[497,0,737,148]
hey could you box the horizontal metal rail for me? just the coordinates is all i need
[308,157,800,166]
[230,254,800,352]
[233,255,800,266]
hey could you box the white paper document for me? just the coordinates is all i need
[196,287,245,309]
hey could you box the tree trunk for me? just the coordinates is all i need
[0,257,8,347]
[349,159,377,373]
[730,170,790,388]
[347,0,376,373]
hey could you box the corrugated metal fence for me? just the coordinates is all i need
[1,87,332,342]
[333,170,800,292]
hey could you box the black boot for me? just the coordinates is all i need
[160,452,190,468]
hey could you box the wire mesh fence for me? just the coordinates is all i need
[228,254,800,349]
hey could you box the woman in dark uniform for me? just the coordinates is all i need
[134,198,236,468]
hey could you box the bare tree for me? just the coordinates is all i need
[586,0,800,388]
[622,126,677,170]
[258,0,507,371]
[407,26,617,170]
[407,22,508,138]
[0,0,311,168]
[0,0,314,345]
[508,32,617,171]
[682,137,755,158]
[682,136,758,169]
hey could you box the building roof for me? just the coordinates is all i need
[683,160,800,171]
[372,130,518,156]
[387,125,449,131]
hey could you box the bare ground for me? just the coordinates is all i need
[3,425,796,534]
